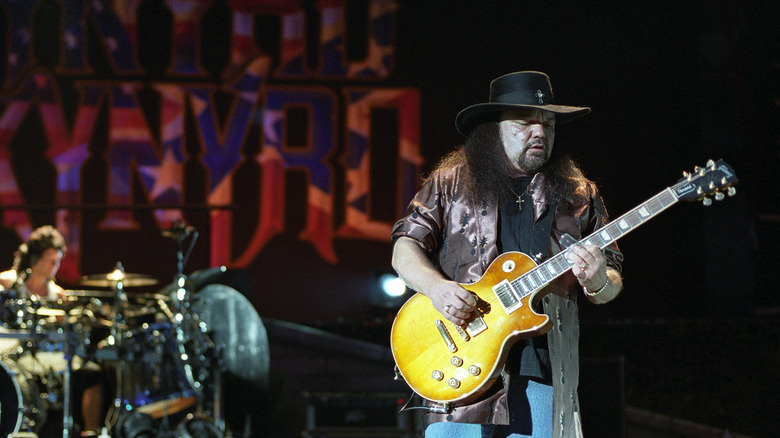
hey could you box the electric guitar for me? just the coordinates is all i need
[390,159,738,406]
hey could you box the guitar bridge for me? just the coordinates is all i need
[453,324,470,341]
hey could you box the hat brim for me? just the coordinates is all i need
[455,103,591,136]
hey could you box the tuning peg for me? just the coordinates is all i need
[727,187,736,197]
[702,197,713,206]
[706,159,715,168]
[682,171,691,178]
[715,192,725,201]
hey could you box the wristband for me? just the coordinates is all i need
[584,277,610,297]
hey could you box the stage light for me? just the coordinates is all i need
[379,273,406,297]
[370,269,409,310]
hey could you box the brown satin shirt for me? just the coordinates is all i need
[391,163,623,436]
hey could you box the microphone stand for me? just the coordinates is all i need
[170,227,203,400]
[163,223,223,434]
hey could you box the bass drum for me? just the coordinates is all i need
[0,357,47,437]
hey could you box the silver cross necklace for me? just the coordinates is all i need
[508,185,529,212]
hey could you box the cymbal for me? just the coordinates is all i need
[29,307,67,317]
[65,289,115,298]
[80,271,158,288]
[64,290,169,301]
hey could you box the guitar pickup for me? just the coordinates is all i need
[465,314,487,337]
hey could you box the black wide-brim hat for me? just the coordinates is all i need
[455,71,591,136]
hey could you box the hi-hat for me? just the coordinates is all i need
[80,271,158,288]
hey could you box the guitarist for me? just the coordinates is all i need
[391,71,624,438]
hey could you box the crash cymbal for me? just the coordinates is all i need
[80,271,158,288]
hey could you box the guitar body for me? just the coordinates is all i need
[390,251,553,405]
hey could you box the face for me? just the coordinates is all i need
[498,108,556,176]
[30,248,63,280]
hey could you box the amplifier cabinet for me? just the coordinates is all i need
[302,392,420,438]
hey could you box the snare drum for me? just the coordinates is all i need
[0,357,47,437]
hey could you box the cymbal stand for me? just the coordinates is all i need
[105,262,131,430]
[60,319,76,438]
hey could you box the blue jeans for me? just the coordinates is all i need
[424,379,553,438]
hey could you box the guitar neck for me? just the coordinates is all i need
[508,187,680,302]
[576,187,679,251]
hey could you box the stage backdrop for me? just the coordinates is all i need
[0,0,773,324]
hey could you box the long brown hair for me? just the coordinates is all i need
[428,121,591,210]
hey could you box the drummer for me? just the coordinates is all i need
[0,225,107,436]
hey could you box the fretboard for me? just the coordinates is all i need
[498,187,680,309]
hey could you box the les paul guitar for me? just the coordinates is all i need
[390,159,738,406]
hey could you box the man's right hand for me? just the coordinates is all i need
[427,280,477,325]
[392,236,476,325]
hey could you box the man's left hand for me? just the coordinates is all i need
[565,244,607,292]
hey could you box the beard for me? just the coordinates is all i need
[453,121,588,210]
[515,142,550,174]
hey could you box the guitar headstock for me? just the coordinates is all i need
[672,159,738,205]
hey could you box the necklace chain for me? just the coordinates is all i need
[508,185,528,211]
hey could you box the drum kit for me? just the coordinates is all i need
[0,225,264,438]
